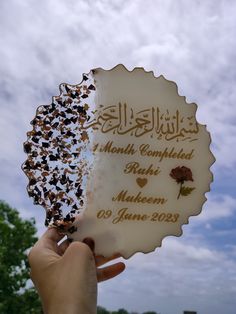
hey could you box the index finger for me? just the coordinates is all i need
[28,227,65,267]
[42,227,65,242]
[34,227,65,253]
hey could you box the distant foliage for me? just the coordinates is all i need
[0,200,42,313]
[112,309,129,314]
[97,306,110,314]
[97,306,159,314]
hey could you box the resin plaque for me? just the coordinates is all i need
[22,65,215,258]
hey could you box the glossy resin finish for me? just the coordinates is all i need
[23,65,215,258]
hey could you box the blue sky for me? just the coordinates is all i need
[0,1,236,313]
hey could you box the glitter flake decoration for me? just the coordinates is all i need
[22,65,215,259]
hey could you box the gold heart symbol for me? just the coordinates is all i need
[136,177,148,188]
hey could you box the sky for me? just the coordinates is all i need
[0,0,236,313]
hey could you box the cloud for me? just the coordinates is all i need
[98,237,236,314]
[193,194,236,223]
[1,0,236,176]
[1,1,236,313]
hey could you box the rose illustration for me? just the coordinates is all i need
[170,166,195,199]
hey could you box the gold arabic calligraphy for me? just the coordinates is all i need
[83,103,199,141]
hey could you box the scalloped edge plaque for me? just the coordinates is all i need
[22,65,215,259]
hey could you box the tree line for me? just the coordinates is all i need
[98,307,158,314]
[0,200,159,313]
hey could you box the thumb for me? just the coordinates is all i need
[62,241,95,265]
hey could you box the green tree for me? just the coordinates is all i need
[0,200,42,313]
[112,309,129,314]
[97,305,110,314]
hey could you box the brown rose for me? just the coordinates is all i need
[170,166,193,184]
[170,166,194,199]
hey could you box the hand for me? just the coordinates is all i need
[28,227,125,314]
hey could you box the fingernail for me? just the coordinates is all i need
[83,237,95,252]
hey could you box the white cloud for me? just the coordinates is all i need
[193,194,236,223]
[0,0,236,174]
[99,237,236,314]
[1,1,236,313]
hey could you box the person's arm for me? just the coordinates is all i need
[28,227,125,314]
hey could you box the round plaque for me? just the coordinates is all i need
[22,65,215,258]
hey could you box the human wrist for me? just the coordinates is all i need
[46,302,78,314]
[45,297,96,314]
